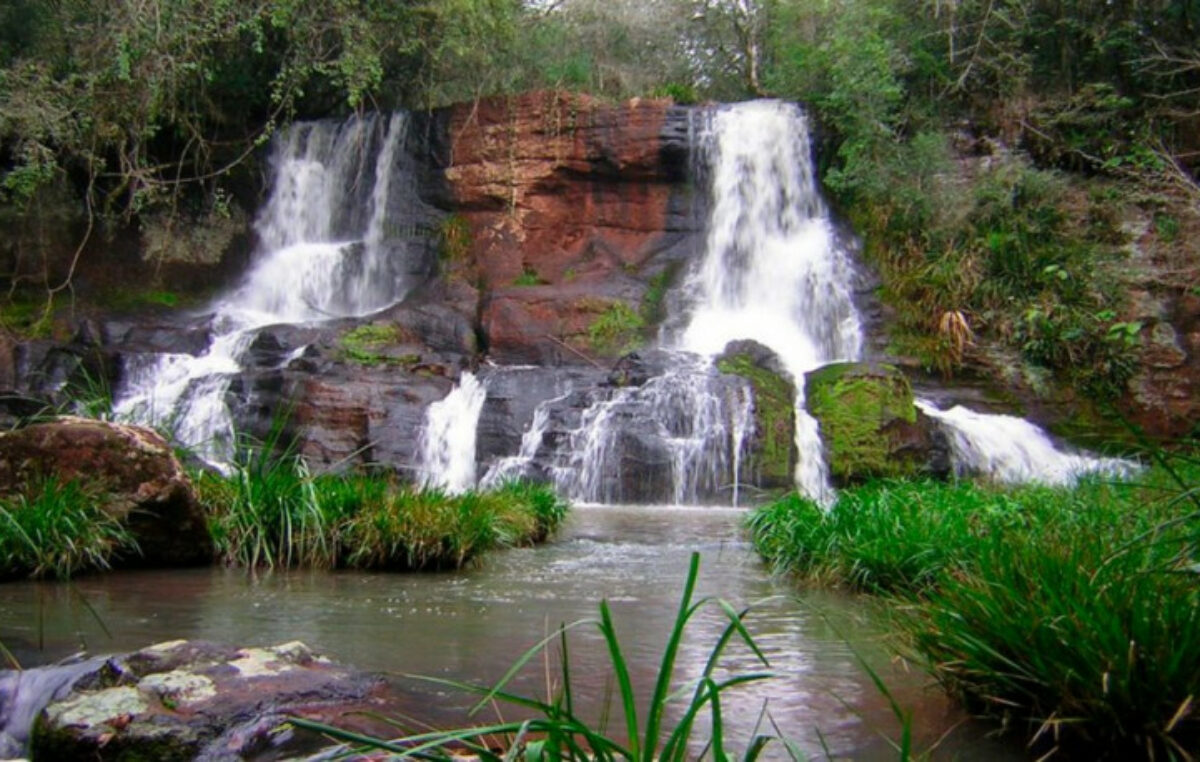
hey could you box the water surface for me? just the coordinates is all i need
[0,505,1020,760]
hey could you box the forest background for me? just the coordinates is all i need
[1,0,1197,410]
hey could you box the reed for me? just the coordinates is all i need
[287,552,797,761]
[0,477,138,580]
[195,439,569,571]
[750,457,1200,756]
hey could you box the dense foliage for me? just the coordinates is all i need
[760,0,1199,396]
[2,0,1196,387]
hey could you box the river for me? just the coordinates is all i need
[0,505,1022,760]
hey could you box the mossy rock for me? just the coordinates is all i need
[805,362,947,484]
[716,341,797,489]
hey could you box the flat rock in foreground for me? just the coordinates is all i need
[31,640,388,761]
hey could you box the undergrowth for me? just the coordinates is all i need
[194,441,568,571]
[749,457,1200,757]
[0,478,139,580]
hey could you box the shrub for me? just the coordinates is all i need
[587,301,644,355]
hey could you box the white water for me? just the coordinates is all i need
[480,389,571,489]
[0,657,106,758]
[418,373,488,494]
[917,402,1138,485]
[675,101,864,502]
[554,357,755,505]
[114,113,418,465]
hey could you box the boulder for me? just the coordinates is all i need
[805,362,949,484]
[716,341,798,490]
[30,640,387,762]
[0,417,212,566]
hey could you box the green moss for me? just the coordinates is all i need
[640,264,678,327]
[717,354,795,486]
[806,362,919,482]
[0,294,52,338]
[586,301,644,355]
[512,266,545,286]
[438,214,472,263]
[337,323,415,367]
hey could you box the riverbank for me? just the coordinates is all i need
[749,459,1200,758]
[0,430,568,580]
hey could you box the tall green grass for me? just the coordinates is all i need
[0,477,139,579]
[749,461,1200,757]
[194,441,569,571]
[288,552,798,761]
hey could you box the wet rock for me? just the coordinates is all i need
[716,342,798,490]
[805,362,949,484]
[0,417,212,566]
[0,656,106,759]
[31,640,387,762]
[474,364,606,482]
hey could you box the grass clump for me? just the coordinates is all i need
[587,301,644,356]
[337,323,416,367]
[342,482,565,571]
[288,552,790,761]
[910,525,1200,758]
[750,460,1200,757]
[195,441,568,571]
[0,478,139,580]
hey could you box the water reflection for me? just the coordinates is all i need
[0,505,1020,760]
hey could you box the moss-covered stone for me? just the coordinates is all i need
[717,343,797,489]
[805,362,943,484]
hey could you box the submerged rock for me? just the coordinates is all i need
[805,362,949,484]
[30,640,387,762]
[0,417,212,567]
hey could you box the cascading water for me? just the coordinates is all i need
[555,100,1128,503]
[114,113,423,464]
[418,372,487,494]
[552,356,755,505]
[549,101,862,505]
[480,388,571,490]
[675,101,864,501]
[916,402,1136,484]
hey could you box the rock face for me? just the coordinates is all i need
[0,417,212,566]
[438,91,701,365]
[716,341,798,490]
[805,362,949,484]
[30,640,385,761]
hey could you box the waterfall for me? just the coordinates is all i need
[113,112,420,464]
[553,356,754,505]
[418,373,488,494]
[677,100,863,502]
[917,402,1137,485]
[479,389,570,489]
[559,99,1129,504]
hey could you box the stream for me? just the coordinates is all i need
[0,505,1021,760]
